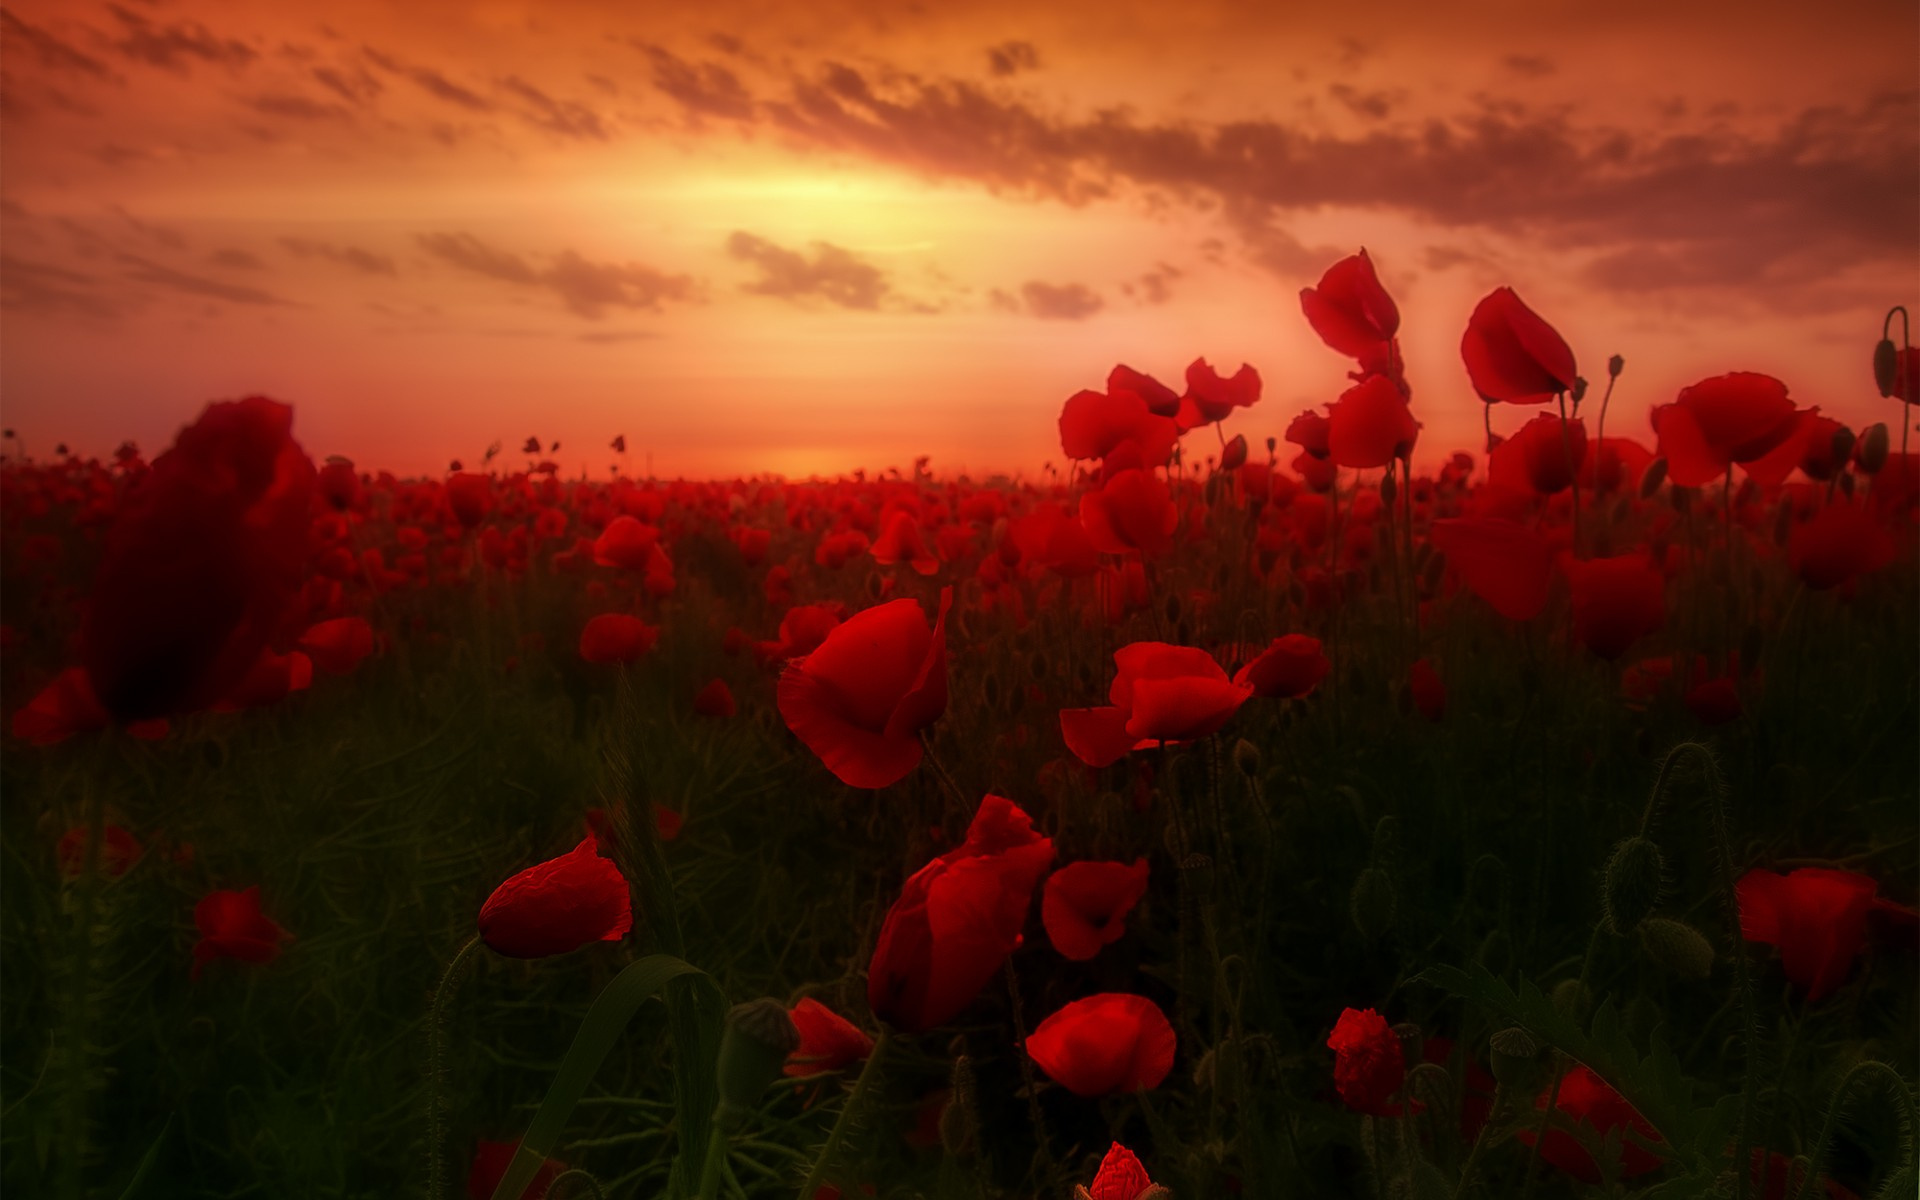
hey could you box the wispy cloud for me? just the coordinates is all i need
[416,232,697,318]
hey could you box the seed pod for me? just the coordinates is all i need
[1874,337,1900,398]
[1489,1026,1541,1090]
[1603,836,1665,936]
[1639,916,1715,980]
[1858,422,1890,475]
[1350,868,1396,941]
[1640,457,1669,498]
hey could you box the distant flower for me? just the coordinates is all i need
[1651,372,1801,487]
[298,617,375,675]
[1429,519,1553,622]
[1738,867,1891,1002]
[56,824,143,880]
[578,613,659,664]
[1516,1064,1662,1182]
[1026,993,1176,1096]
[1327,1007,1404,1116]
[1409,658,1446,721]
[1060,642,1252,768]
[1043,858,1151,961]
[1561,554,1665,660]
[692,678,736,717]
[192,886,294,979]
[1232,635,1332,698]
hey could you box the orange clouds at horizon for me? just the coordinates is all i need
[2,0,1914,480]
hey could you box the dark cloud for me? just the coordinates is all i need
[1503,54,1556,78]
[639,45,755,122]
[1328,83,1400,120]
[105,4,257,74]
[1,254,120,318]
[312,64,382,105]
[1121,262,1183,305]
[208,247,265,270]
[416,232,697,318]
[986,41,1040,77]
[243,93,351,122]
[499,76,608,140]
[118,253,290,305]
[725,232,889,310]
[1019,280,1103,320]
[1,10,115,80]
[112,206,185,250]
[280,238,397,276]
[363,47,492,112]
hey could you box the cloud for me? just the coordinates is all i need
[243,93,351,122]
[416,232,697,318]
[112,206,186,250]
[986,41,1040,77]
[280,238,396,276]
[1503,54,1556,78]
[639,45,755,122]
[118,253,290,305]
[578,329,661,344]
[363,47,492,112]
[1328,83,1401,120]
[312,64,381,105]
[105,3,257,74]
[1,254,120,318]
[1,10,116,80]
[1121,262,1183,305]
[209,247,265,270]
[499,76,608,140]
[1019,280,1103,320]
[725,232,890,310]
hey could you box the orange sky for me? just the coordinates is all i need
[3,0,1915,479]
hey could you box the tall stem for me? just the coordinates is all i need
[56,772,107,1200]
[427,934,483,1199]
[1557,391,1582,558]
[795,1030,890,1200]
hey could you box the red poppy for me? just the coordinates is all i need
[1461,287,1578,404]
[1409,659,1446,721]
[1327,1007,1404,1116]
[1013,503,1101,578]
[1287,409,1333,459]
[1301,250,1400,360]
[446,472,492,529]
[777,589,952,789]
[1081,469,1178,558]
[11,667,168,745]
[867,795,1055,1032]
[1025,993,1176,1096]
[1737,867,1888,1002]
[1888,345,1920,404]
[1746,1148,1861,1200]
[317,458,361,511]
[1176,358,1261,429]
[578,614,659,664]
[1058,387,1179,467]
[871,510,940,575]
[1651,373,1802,487]
[1516,1064,1663,1182]
[1060,643,1253,768]
[784,998,874,1076]
[1487,412,1586,496]
[1108,364,1182,417]
[1429,519,1553,622]
[591,515,661,570]
[1684,663,1743,725]
[692,678,736,717]
[477,835,632,959]
[1043,857,1151,961]
[1232,635,1331,698]
[1579,438,1655,495]
[653,806,684,841]
[83,397,316,721]
[1327,374,1419,469]
[766,604,843,661]
[1561,554,1665,660]
[298,617,375,675]
[467,1140,565,1200]
[56,824,143,880]
[192,886,294,979]
[1077,1143,1167,1200]
[1788,501,1896,591]
[211,647,313,711]
[1219,433,1249,472]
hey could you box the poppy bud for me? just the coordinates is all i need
[1266,436,1278,453]
[1608,354,1625,379]
[1220,433,1248,472]
[939,1054,979,1156]
[1232,738,1261,777]
[1639,457,1668,498]
[1550,978,1589,1021]
[1350,868,1396,941]
[1829,424,1857,467]
[1379,470,1397,505]
[1572,376,1589,404]
[714,999,801,1127]
[1874,337,1899,398]
[1489,1027,1541,1091]
[1639,916,1715,980]
[1857,422,1890,474]
[1602,836,1665,936]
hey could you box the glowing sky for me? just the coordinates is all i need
[3,0,1915,478]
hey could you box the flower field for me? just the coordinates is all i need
[2,259,1916,1199]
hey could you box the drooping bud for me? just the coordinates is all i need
[1571,376,1589,405]
[1489,1026,1541,1090]
[1350,868,1396,942]
[1639,916,1715,980]
[1858,422,1890,475]
[1220,433,1248,472]
[1830,424,1857,467]
[1602,836,1665,936]
[1608,353,1625,379]
[714,999,801,1127]
[1380,469,1398,506]
[1874,337,1900,398]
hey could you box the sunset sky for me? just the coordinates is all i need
[3,0,1915,479]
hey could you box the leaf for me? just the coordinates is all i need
[115,1115,171,1200]
[490,954,726,1200]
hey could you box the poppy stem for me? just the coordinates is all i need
[1451,1082,1506,1200]
[919,732,971,820]
[1002,959,1059,1181]
[55,769,107,1200]
[427,933,483,1200]
[1556,391,1582,559]
[794,1029,889,1200]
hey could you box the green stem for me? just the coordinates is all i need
[1793,1061,1915,1200]
[795,1029,889,1200]
[1557,391,1582,558]
[694,1123,731,1200]
[57,771,107,1200]
[1452,1083,1507,1200]
[427,934,483,1199]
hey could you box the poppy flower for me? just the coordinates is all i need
[1060,643,1253,768]
[1175,358,1261,429]
[1652,373,1802,487]
[1043,857,1151,961]
[1302,250,1400,360]
[1515,1064,1663,1182]
[767,604,843,661]
[777,588,952,789]
[192,886,294,979]
[1025,993,1177,1096]
[693,678,736,717]
[298,617,375,675]
[1076,1142,1168,1200]
[1736,867,1891,1002]
[211,647,313,711]
[591,515,661,570]
[1081,469,1178,558]
[578,613,659,664]
[1409,659,1446,721]
[1058,387,1178,467]
[83,397,317,721]
[477,835,633,959]
[870,510,940,575]
[1219,433,1249,472]
[56,824,143,880]
[1579,438,1655,495]
[653,806,683,841]
[1232,635,1331,698]
[11,667,167,745]
[1461,287,1578,404]
[1327,374,1419,469]
[446,472,493,529]
[1788,501,1896,591]
[1287,409,1333,459]
[1429,519,1553,622]
[317,458,361,511]
[1327,1007,1405,1116]
[784,998,874,1076]
[1746,1148,1861,1200]
[467,1140,565,1200]
[1488,412,1586,497]
[1562,554,1665,660]
[867,794,1055,1033]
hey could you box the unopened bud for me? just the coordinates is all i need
[1489,1027,1541,1090]
[1221,434,1248,472]
[1350,868,1396,941]
[1640,917,1715,980]
[1874,337,1900,398]
[1551,978,1590,1022]
[1380,470,1398,505]
[1572,376,1589,405]
[1640,457,1668,498]
[1266,436,1278,454]
[714,999,801,1124]
[1602,836,1665,936]
[1232,738,1261,778]
[1858,422,1890,475]
[939,1054,979,1157]
[1830,425,1857,467]
[1608,353,1625,379]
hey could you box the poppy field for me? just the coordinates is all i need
[2,259,1916,1200]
